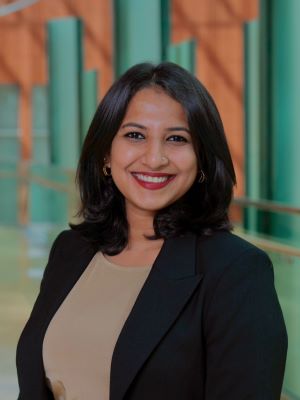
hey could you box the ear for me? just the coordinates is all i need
[104,155,111,167]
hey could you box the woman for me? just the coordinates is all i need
[16,62,287,400]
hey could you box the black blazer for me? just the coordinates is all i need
[16,229,287,399]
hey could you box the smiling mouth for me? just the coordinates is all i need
[131,172,175,189]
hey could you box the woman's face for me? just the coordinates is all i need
[107,87,198,216]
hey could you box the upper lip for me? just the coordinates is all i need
[131,172,174,177]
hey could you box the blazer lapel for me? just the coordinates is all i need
[110,233,203,400]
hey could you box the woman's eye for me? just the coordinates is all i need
[167,135,188,143]
[124,131,145,140]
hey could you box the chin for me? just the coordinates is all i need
[141,200,175,212]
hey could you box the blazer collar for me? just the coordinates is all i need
[110,232,202,400]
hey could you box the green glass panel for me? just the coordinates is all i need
[0,164,18,225]
[243,21,260,231]
[0,139,20,164]
[32,86,49,132]
[47,18,83,169]
[29,165,70,224]
[81,69,98,144]
[0,85,19,131]
[166,40,196,73]
[270,0,300,244]
[0,85,20,163]
[161,0,171,61]
[32,85,50,165]
[114,0,163,76]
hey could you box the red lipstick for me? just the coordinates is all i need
[131,172,175,190]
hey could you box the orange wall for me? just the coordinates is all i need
[0,0,258,197]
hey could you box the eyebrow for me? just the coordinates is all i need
[121,122,190,133]
[166,126,191,134]
[121,122,146,130]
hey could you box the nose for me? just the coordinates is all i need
[141,140,169,169]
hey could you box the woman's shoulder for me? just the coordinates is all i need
[40,229,96,288]
[52,228,86,245]
[49,229,95,262]
[196,231,277,326]
[196,230,271,277]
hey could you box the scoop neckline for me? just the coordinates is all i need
[97,252,152,271]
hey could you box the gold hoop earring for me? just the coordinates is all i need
[198,170,206,183]
[103,165,111,176]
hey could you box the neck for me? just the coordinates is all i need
[125,206,162,250]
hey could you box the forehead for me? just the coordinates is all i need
[123,87,188,123]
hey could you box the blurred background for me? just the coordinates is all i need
[0,0,299,399]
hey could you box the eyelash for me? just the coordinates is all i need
[167,135,188,143]
[124,132,188,143]
[124,131,144,140]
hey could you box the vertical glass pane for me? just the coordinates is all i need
[0,85,20,163]
[32,85,50,165]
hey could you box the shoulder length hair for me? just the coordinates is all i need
[70,62,236,255]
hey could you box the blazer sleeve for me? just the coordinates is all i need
[203,248,288,400]
[39,230,67,290]
[16,230,69,400]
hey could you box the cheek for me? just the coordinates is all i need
[174,150,198,175]
[110,143,136,167]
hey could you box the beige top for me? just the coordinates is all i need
[43,252,151,400]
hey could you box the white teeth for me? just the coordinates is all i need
[133,174,170,183]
